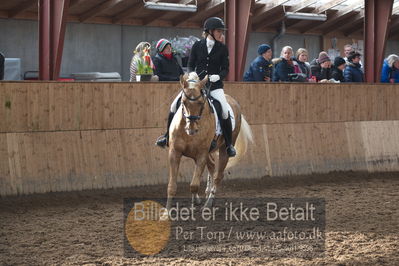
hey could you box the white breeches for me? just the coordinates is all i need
[210,89,229,119]
[170,89,229,119]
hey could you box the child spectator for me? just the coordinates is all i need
[331,56,346,82]
[310,52,332,82]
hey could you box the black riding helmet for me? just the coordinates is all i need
[203,17,227,33]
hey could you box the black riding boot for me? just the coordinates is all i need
[155,112,175,148]
[221,117,236,157]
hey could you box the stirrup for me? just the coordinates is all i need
[155,135,168,148]
[226,145,236,157]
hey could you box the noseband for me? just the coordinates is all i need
[182,83,206,122]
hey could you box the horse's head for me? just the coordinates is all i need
[180,72,209,136]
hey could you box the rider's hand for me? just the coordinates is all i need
[209,75,220,82]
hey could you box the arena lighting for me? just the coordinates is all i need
[285,12,327,21]
[143,1,197,12]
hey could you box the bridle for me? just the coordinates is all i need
[181,80,207,122]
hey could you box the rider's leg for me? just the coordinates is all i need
[156,93,182,147]
[209,89,236,157]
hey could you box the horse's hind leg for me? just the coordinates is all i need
[166,149,181,211]
[190,156,207,206]
[205,153,216,198]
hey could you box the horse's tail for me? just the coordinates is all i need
[226,115,253,169]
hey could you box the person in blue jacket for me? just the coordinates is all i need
[380,54,399,83]
[344,51,364,82]
[243,44,273,81]
[272,46,295,82]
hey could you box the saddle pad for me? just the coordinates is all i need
[208,99,235,136]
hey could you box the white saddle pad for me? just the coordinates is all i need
[208,99,235,136]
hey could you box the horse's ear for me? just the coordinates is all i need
[199,75,208,88]
[180,74,188,88]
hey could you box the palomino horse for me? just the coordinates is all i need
[166,72,253,210]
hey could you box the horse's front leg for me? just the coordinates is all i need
[190,155,207,206]
[205,153,216,198]
[204,149,229,208]
[166,149,182,211]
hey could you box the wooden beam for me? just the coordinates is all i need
[69,0,85,8]
[80,0,123,22]
[252,0,290,24]
[322,10,364,35]
[289,0,317,13]
[112,2,143,24]
[172,0,223,27]
[142,0,195,25]
[8,0,36,18]
[314,0,347,14]
[302,0,363,33]
[253,0,317,31]
[343,20,364,36]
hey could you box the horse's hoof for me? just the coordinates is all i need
[192,194,202,206]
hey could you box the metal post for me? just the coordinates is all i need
[39,0,69,80]
[364,0,393,82]
[226,0,253,81]
[39,0,51,80]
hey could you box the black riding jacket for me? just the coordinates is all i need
[188,39,229,90]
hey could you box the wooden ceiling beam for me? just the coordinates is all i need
[314,0,347,14]
[252,0,290,24]
[80,0,124,22]
[289,0,318,13]
[172,0,223,27]
[112,2,143,24]
[322,9,364,35]
[301,0,364,33]
[143,0,196,25]
[8,0,36,18]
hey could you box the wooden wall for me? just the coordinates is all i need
[1,81,398,196]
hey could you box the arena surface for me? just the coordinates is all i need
[1,172,398,265]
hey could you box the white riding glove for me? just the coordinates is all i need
[209,75,220,82]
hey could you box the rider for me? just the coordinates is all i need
[155,17,236,157]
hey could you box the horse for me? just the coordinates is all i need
[165,72,253,210]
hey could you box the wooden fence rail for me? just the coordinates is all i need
[0,81,398,196]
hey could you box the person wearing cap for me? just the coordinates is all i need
[380,54,399,83]
[153,39,184,81]
[272,46,295,82]
[155,17,236,157]
[310,51,332,82]
[344,51,364,82]
[331,56,346,82]
[293,48,312,81]
[243,44,273,82]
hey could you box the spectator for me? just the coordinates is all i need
[293,48,312,81]
[0,52,4,80]
[272,46,295,82]
[153,39,184,81]
[380,54,399,83]
[343,44,363,70]
[243,44,273,81]
[310,52,332,82]
[331,56,346,82]
[344,51,364,82]
[129,42,158,82]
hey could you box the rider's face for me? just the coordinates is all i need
[211,29,224,42]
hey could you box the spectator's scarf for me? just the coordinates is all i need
[162,52,173,60]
